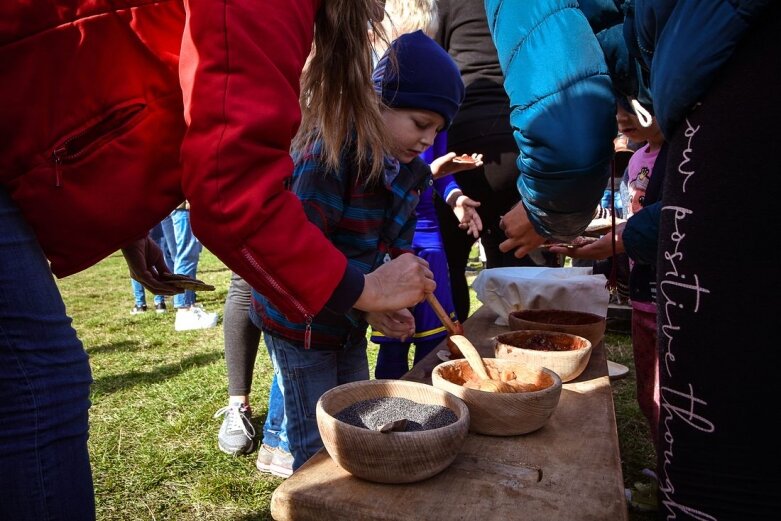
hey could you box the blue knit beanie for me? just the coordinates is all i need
[373,30,465,128]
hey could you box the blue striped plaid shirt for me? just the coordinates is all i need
[252,138,432,349]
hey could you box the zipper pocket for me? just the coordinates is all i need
[241,247,314,348]
[50,102,146,186]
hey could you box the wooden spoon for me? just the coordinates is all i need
[425,293,465,358]
[448,335,515,393]
[377,418,409,433]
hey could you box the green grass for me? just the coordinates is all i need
[56,247,655,520]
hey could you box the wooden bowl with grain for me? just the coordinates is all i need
[316,379,470,484]
[431,358,562,436]
[494,330,593,383]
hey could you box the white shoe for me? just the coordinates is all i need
[174,305,219,331]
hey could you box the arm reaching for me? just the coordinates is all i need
[354,253,435,312]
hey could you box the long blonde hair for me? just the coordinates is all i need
[294,0,392,184]
[381,0,439,46]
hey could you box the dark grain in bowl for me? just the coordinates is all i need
[496,331,589,352]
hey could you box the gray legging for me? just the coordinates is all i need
[223,272,261,396]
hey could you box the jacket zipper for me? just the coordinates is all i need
[50,103,145,187]
[241,248,314,349]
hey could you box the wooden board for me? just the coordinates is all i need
[271,306,628,521]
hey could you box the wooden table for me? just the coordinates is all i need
[270,306,628,521]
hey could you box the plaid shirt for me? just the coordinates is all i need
[252,138,432,349]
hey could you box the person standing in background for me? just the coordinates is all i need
[431,0,554,322]
[166,202,219,331]
[213,272,293,478]
[130,219,174,314]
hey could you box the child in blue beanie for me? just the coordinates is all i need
[248,30,479,470]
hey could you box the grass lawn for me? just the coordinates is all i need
[55,248,655,520]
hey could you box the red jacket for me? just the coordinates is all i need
[0,0,359,322]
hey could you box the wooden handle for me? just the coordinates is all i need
[449,335,490,380]
[425,293,459,336]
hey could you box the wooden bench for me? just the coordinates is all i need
[270,305,628,521]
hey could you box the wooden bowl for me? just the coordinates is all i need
[508,308,606,346]
[431,358,561,436]
[316,379,470,484]
[494,330,593,383]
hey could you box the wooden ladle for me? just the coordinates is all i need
[425,293,465,358]
[448,335,515,393]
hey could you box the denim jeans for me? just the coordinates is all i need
[130,220,172,306]
[167,209,202,308]
[262,370,289,453]
[0,187,95,520]
[263,333,369,469]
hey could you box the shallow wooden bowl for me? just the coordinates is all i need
[494,330,593,382]
[508,308,606,347]
[316,379,470,484]
[431,358,561,436]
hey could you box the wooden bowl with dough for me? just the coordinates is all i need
[431,358,561,436]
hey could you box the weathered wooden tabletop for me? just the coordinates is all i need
[270,305,628,521]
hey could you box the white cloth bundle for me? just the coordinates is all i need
[472,267,611,326]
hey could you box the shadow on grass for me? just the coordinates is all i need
[86,340,147,356]
[91,351,224,396]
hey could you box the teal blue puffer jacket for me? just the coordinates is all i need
[484,0,620,241]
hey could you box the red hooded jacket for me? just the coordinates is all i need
[0,0,361,322]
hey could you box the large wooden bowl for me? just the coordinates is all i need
[316,379,470,484]
[507,308,606,346]
[494,330,593,382]
[431,358,561,436]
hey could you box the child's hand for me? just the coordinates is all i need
[430,152,484,179]
[366,309,416,341]
[452,195,482,238]
[547,222,626,259]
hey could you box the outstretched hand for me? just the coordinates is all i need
[121,236,183,296]
[451,195,482,238]
[498,203,546,258]
[430,152,484,179]
[355,253,435,312]
[547,222,626,260]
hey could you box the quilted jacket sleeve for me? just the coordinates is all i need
[179,0,363,322]
[629,0,772,138]
[623,201,660,265]
[484,0,616,241]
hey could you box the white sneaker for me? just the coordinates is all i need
[174,305,219,331]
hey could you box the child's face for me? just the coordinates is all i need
[382,107,444,164]
[616,103,663,145]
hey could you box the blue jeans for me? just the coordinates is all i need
[130,220,172,306]
[167,209,201,308]
[262,370,289,454]
[263,333,369,469]
[0,187,95,520]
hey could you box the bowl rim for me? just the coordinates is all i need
[494,329,593,355]
[316,378,470,435]
[431,358,562,396]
